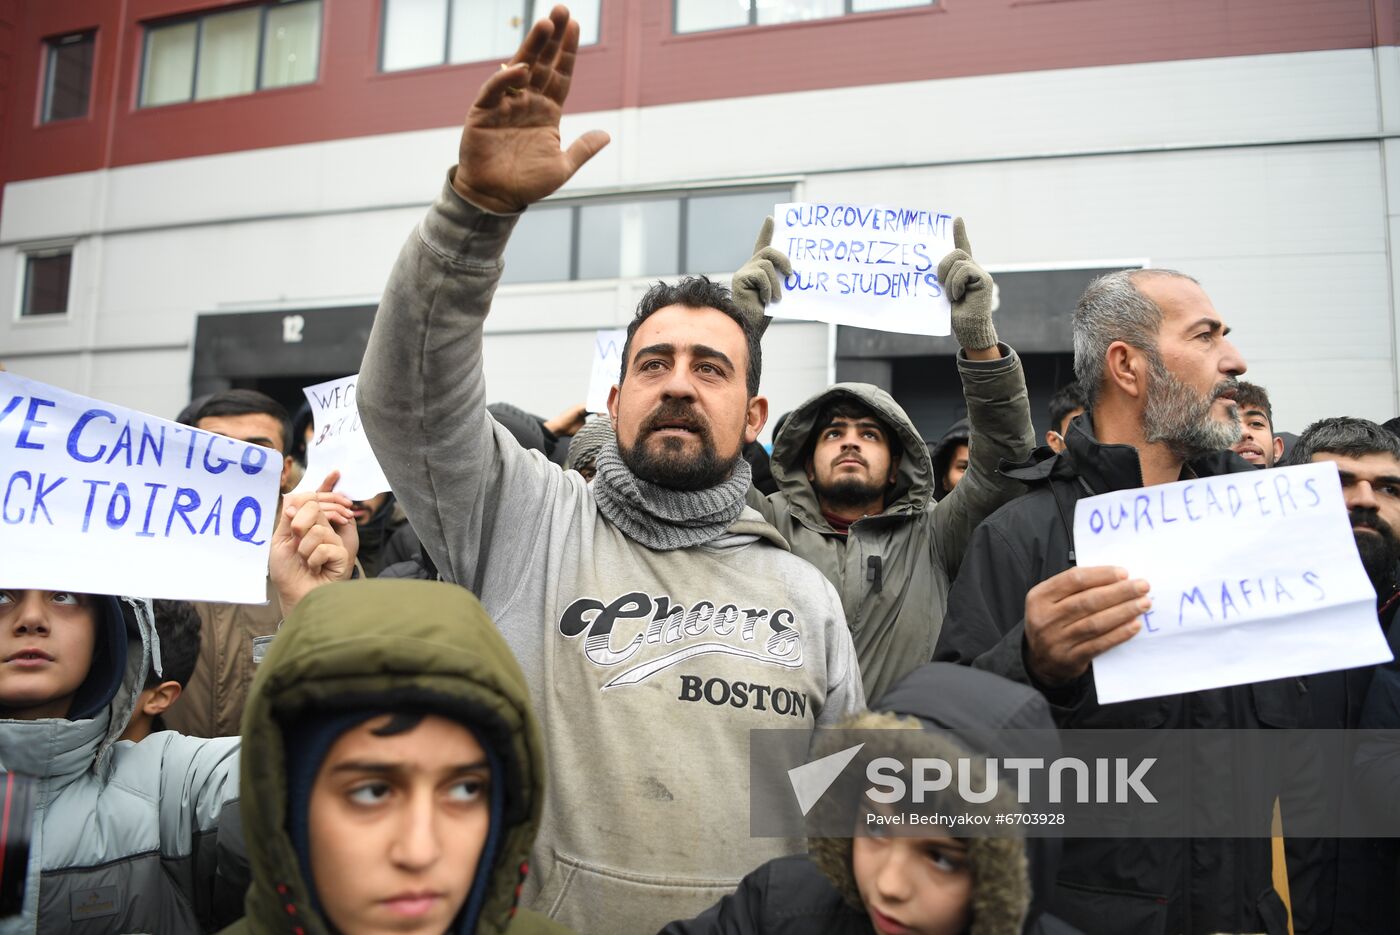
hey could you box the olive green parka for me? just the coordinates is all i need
[221,579,572,935]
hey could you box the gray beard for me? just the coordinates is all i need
[1141,356,1242,461]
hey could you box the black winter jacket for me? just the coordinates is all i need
[659,664,1083,935]
[934,415,1317,935]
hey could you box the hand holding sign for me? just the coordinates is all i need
[1024,566,1151,687]
[731,216,793,336]
[939,218,1000,352]
[272,471,357,617]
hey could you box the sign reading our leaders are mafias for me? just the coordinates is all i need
[1074,461,1393,704]
[767,202,957,337]
[0,372,281,604]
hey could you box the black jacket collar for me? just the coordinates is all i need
[999,412,1253,492]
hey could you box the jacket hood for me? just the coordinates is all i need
[930,417,971,502]
[237,579,545,935]
[809,663,1062,934]
[771,383,933,529]
[0,595,153,787]
[1001,412,1255,491]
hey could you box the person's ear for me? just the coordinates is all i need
[606,384,620,427]
[743,395,768,446]
[1271,435,1285,464]
[279,455,295,494]
[888,453,902,485]
[141,681,183,719]
[1104,341,1147,400]
[805,454,816,484]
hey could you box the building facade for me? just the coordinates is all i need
[2,0,1398,442]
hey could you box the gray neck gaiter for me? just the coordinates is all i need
[591,438,752,551]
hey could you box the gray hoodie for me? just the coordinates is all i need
[748,376,1032,704]
[358,177,864,935]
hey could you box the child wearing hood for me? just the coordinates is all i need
[660,664,1082,935]
[0,589,242,933]
[223,578,572,935]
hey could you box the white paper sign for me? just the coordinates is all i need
[585,329,626,414]
[1074,462,1392,704]
[0,372,280,603]
[292,374,390,501]
[766,202,956,337]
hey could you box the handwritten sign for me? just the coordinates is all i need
[1074,462,1392,704]
[765,202,956,337]
[586,328,626,414]
[0,372,280,603]
[292,374,390,501]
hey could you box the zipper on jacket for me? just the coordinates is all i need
[866,555,883,592]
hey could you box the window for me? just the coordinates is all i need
[139,0,321,108]
[499,187,790,285]
[20,249,73,318]
[675,0,932,33]
[381,0,600,72]
[42,31,96,122]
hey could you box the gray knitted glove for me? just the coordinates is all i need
[731,216,792,338]
[937,217,999,351]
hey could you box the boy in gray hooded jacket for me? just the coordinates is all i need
[0,590,241,934]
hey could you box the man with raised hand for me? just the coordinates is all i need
[734,220,1036,703]
[357,8,863,935]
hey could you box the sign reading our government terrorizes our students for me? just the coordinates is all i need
[766,202,957,337]
[0,372,281,604]
[1074,461,1393,705]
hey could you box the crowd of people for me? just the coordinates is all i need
[5,6,1400,935]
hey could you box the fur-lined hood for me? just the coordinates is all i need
[809,662,1066,935]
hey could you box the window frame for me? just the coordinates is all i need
[17,244,77,321]
[377,0,601,74]
[498,185,794,286]
[41,30,97,124]
[137,0,321,109]
[671,0,933,35]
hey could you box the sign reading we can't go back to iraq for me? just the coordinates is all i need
[0,372,281,604]
[767,202,957,337]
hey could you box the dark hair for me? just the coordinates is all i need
[370,711,426,736]
[1381,416,1400,440]
[146,599,202,690]
[1285,416,1400,467]
[1047,381,1088,435]
[812,398,902,460]
[620,277,762,398]
[193,389,292,453]
[1233,381,1274,428]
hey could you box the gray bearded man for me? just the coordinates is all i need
[935,268,1320,934]
[357,8,871,934]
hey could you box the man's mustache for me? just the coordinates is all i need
[1351,507,1395,539]
[642,401,712,441]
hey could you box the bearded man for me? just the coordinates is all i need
[357,9,863,935]
[935,268,1320,934]
[1287,417,1400,934]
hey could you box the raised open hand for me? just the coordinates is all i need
[452,5,611,214]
